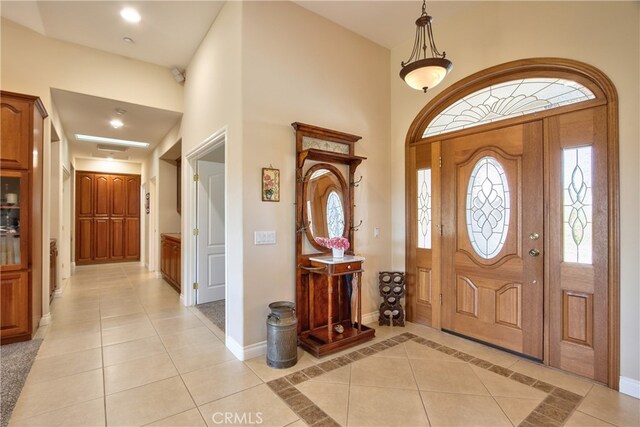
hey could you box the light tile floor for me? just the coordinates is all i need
[8,263,640,426]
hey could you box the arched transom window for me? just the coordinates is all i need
[423,78,595,138]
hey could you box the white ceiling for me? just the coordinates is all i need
[0,1,224,69]
[51,89,182,162]
[2,1,461,164]
[294,1,468,50]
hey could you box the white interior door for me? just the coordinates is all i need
[197,160,225,303]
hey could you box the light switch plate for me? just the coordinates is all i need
[254,231,276,245]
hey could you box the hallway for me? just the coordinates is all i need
[7,263,640,426]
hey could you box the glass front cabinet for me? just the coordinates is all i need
[1,90,47,344]
[0,171,28,270]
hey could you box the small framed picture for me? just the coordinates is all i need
[262,168,280,202]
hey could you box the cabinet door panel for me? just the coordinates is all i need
[94,219,109,261]
[173,244,181,285]
[110,219,124,260]
[76,219,93,263]
[0,97,30,170]
[160,239,168,275]
[124,219,140,260]
[0,271,30,339]
[76,174,94,217]
[94,175,109,217]
[126,176,140,217]
[111,176,125,217]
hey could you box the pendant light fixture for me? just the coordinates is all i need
[400,0,452,93]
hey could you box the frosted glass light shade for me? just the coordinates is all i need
[400,58,452,92]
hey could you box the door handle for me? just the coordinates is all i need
[529,249,540,257]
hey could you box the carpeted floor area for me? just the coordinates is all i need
[1,339,42,427]
[196,299,225,332]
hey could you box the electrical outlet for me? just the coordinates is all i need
[374,227,380,238]
[254,231,276,245]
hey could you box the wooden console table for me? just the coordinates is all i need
[298,255,375,357]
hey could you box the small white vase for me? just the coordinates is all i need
[332,248,344,258]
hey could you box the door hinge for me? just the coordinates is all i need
[439,224,444,236]
[439,155,442,168]
[193,228,199,236]
[439,293,443,305]
[193,174,199,182]
[193,282,199,290]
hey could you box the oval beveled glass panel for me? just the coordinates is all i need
[465,156,511,259]
[305,168,345,241]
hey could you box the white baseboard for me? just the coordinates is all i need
[155,272,163,279]
[39,313,52,327]
[53,288,64,296]
[362,311,378,325]
[619,376,640,399]
[71,262,76,269]
[226,335,267,361]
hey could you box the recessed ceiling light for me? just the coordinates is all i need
[75,134,149,148]
[120,7,141,23]
[110,119,124,129]
[115,108,127,115]
[123,37,135,44]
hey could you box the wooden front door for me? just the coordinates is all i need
[405,59,618,386]
[441,122,544,358]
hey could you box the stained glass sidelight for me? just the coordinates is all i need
[466,157,510,259]
[563,147,593,264]
[326,191,344,238]
[417,169,432,249]
[423,78,595,138]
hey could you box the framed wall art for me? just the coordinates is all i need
[262,168,280,202]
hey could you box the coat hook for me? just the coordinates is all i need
[351,220,363,231]
[351,176,363,187]
[296,223,307,233]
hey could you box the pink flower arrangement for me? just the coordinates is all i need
[315,236,350,251]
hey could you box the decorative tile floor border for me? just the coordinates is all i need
[266,332,585,427]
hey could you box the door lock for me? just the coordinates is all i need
[529,249,540,257]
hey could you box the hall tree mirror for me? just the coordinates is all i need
[302,163,349,252]
[293,122,375,357]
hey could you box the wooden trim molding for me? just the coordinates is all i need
[404,58,619,389]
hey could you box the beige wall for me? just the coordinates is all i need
[73,158,142,175]
[240,1,391,345]
[182,1,391,349]
[390,1,640,382]
[158,160,181,235]
[182,1,244,343]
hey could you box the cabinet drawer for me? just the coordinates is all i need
[332,261,362,274]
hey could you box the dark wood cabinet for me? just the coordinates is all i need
[75,172,140,265]
[0,96,32,170]
[160,233,181,293]
[49,239,57,301]
[1,91,47,344]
